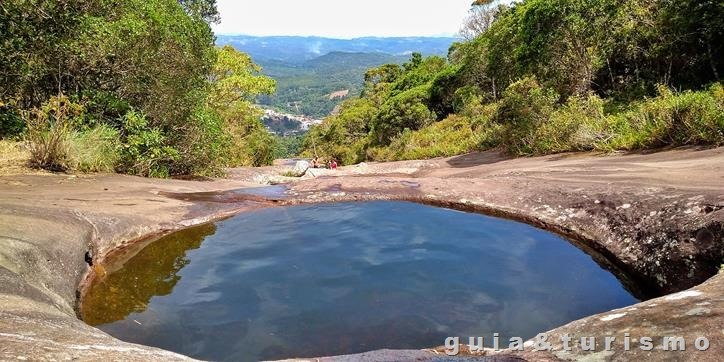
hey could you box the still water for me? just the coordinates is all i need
[82,201,637,361]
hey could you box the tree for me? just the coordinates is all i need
[403,52,423,71]
[373,85,435,144]
[206,45,277,167]
[179,0,220,23]
[207,45,276,121]
[0,0,280,174]
[0,0,93,107]
[459,1,504,40]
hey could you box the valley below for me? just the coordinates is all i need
[217,35,456,119]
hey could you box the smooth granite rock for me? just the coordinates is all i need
[0,147,722,361]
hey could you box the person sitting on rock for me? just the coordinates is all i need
[330,159,338,170]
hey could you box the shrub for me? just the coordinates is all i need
[26,126,74,172]
[373,112,501,161]
[373,84,435,145]
[300,98,377,165]
[118,111,179,178]
[605,84,724,149]
[0,101,25,138]
[461,95,502,149]
[528,94,609,154]
[241,127,279,167]
[341,138,370,165]
[24,96,84,171]
[273,135,304,159]
[496,77,559,155]
[172,107,232,176]
[505,83,724,154]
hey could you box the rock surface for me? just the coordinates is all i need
[290,160,310,177]
[0,175,260,360]
[0,147,722,361]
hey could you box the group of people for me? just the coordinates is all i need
[311,157,337,170]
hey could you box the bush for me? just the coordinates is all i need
[371,115,473,160]
[26,127,74,172]
[274,135,304,159]
[118,111,179,178]
[528,94,608,154]
[365,81,723,161]
[461,95,501,149]
[300,98,377,165]
[24,96,121,173]
[0,101,25,138]
[502,83,724,154]
[605,84,724,149]
[172,107,232,176]
[373,84,435,144]
[240,128,279,167]
[69,125,120,172]
[497,77,559,155]
[372,110,501,161]
[341,138,371,165]
[24,96,84,172]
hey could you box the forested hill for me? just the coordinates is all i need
[217,36,457,118]
[303,52,407,73]
[257,52,409,118]
[303,0,723,165]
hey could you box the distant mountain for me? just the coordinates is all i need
[217,35,457,119]
[304,51,408,72]
[215,35,457,64]
[260,52,406,79]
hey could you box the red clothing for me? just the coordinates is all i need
[331,161,338,170]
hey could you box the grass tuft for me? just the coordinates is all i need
[69,125,121,173]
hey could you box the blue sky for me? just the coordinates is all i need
[213,0,475,38]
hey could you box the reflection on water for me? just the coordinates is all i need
[82,223,216,326]
[82,201,637,361]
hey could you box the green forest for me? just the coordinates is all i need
[303,0,723,164]
[257,52,409,118]
[2,0,723,177]
[0,0,278,177]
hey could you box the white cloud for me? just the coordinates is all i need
[213,0,474,38]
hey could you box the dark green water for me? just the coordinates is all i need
[82,201,637,361]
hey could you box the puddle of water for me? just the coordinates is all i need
[231,185,288,199]
[161,185,288,204]
[82,201,637,361]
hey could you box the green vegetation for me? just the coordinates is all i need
[1,0,277,176]
[257,52,408,118]
[274,135,305,159]
[69,125,121,173]
[23,96,81,172]
[217,36,457,119]
[304,0,723,164]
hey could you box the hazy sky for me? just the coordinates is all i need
[213,0,474,38]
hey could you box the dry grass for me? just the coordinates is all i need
[0,140,41,176]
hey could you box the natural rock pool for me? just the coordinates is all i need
[81,201,638,361]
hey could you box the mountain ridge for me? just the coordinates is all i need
[218,35,457,119]
[216,35,457,64]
